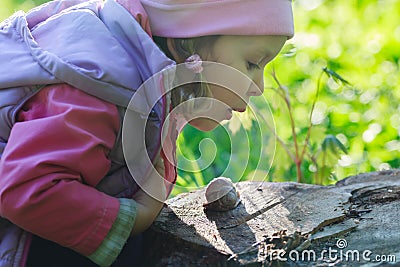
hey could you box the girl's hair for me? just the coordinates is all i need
[154,36,219,113]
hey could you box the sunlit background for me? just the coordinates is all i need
[2,0,400,196]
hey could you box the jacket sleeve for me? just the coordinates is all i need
[0,84,124,256]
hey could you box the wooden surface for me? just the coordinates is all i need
[144,170,400,266]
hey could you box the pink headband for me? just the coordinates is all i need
[140,0,294,38]
[116,0,294,39]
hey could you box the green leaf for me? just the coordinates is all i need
[321,134,348,154]
[280,43,297,58]
[322,67,351,85]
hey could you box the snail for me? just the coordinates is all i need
[203,177,241,212]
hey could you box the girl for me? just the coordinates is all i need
[0,0,293,266]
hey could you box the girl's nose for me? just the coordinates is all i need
[247,72,264,96]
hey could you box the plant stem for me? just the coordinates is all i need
[308,151,319,185]
[270,70,302,182]
[299,71,324,164]
[255,104,296,162]
[320,150,327,185]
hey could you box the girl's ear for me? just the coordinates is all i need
[167,38,185,63]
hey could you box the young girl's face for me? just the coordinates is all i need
[189,35,287,131]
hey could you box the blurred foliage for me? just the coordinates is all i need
[1,0,48,19]
[264,0,400,185]
[2,0,400,196]
[176,0,400,195]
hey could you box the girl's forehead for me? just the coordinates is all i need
[217,35,287,50]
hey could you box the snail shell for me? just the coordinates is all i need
[203,177,241,212]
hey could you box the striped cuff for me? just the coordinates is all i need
[87,198,137,267]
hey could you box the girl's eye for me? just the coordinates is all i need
[247,61,261,71]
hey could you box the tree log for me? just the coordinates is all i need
[143,170,400,266]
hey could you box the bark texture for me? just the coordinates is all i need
[144,170,400,266]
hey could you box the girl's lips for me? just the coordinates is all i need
[233,107,246,112]
[225,107,246,120]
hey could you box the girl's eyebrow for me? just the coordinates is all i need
[255,46,273,60]
[257,53,272,65]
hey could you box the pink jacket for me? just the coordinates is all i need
[0,84,121,256]
[0,0,178,264]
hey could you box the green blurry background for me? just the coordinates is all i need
[3,0,399,196]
